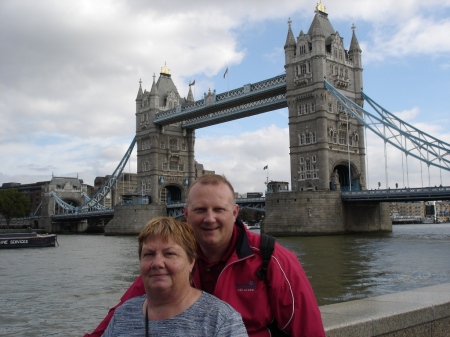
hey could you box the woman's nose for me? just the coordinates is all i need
[151,253,164,268]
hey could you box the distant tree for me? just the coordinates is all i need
[0,189,31,226]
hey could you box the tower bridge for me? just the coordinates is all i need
[28,2,450,234]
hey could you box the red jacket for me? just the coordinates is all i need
[85,221,325,337]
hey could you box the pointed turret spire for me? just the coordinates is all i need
[284,18,296,49]
[311,15,324,37]
[135,78,143,101]
[349,23,361,52]
[148,73,160,109]
[150,73,158,96]
[187,85,194,102]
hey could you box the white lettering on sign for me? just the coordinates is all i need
[10,240,28,244]
[0,240,8,245]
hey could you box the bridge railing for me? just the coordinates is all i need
[342,186,450,201]
[154,74,286,124]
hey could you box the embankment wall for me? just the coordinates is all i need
[321,283,450,337]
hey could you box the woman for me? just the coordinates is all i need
[102,216,247,337]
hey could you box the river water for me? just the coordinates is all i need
[1,224,449,336]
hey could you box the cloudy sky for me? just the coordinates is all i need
[1,0,450,195]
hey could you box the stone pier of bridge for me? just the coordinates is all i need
[263,190,391,236]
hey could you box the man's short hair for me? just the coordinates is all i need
[187,174,235,203]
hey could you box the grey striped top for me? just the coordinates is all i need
[102,292,248,337]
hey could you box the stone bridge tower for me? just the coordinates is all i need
[135,64,195,205]
[284,1,366,192]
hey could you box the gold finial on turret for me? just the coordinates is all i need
[161,62,170,75]
[316,0,327,14]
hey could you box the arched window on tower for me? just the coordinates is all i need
[306,160,312,179]
[300,64,307,75]
[169,138,178,151]
[169,158,178,171]
[333,131,338,143]
[299,157,305,180]
[299,165,305,180]
[337,102,345,114]
[339,130,347,145]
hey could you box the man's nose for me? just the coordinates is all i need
[203,210,216,223]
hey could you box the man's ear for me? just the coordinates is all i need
[233,204,239,219]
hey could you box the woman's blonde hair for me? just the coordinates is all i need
[138,216,196,263]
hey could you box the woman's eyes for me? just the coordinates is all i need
[143,251,177,257]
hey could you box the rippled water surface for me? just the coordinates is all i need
[1,224,449,336]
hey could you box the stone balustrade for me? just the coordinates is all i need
[321,283,450,337]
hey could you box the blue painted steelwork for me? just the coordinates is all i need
[33,201,42,216]
[52,209,114,219]
[342,186,450,202]
[51,137,136,215]
[324,80,450,172]
[182,94,286,129]
[154,74,287,128]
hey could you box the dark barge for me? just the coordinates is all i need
[0,232,58,249]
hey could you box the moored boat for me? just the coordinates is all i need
[0,232,58,249]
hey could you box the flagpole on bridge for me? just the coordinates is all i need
[263,165,269,193]
[223,65,229,91]
[189,80,196,100]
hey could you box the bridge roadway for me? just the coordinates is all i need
[153,74,287,129]
[50,198,266,220]
[341,186,450,202]
[50,187,450,221]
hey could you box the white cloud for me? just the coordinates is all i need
[195,125,290,194]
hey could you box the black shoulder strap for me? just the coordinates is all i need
[257,234,290,336]
[256,234,276,281]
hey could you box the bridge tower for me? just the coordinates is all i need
[135,64,196,205]
[284,1,366,192]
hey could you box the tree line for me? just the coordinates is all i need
[0,189,31,226]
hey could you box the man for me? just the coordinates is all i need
[85,174,325,337]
